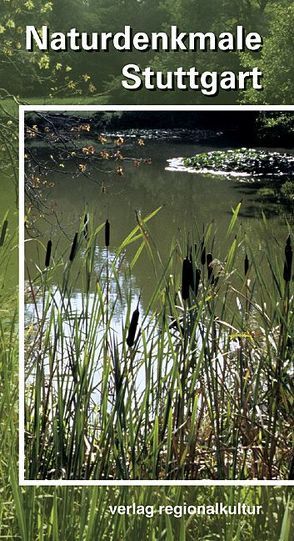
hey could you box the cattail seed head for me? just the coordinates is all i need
[45,240,52,267]
[69,232,78,262]
[207,253,213,281]
[0,219,8,247]
[195,268,201,296]
[189,247,193,264]
[283,235,292,282]
[244,253,249,276]
[126,308,139,347]
[181,257,194,300]
[105,219,110,247]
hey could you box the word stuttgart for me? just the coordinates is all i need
[25,25,263,95]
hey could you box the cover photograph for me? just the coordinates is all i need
[0,0,293,539]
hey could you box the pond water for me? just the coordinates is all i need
[25,131,293,306]
[23,128,294,481]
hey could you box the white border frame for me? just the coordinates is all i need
[19,104,294,486]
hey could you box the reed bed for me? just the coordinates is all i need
[24,206,293,480]
[0,210,290,539]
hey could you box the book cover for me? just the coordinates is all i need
[0,1,293,539]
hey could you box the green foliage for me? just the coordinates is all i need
[0,0,98,97]
[281,180,294,202]
[0,483,292,540]
[240,4,294,104]
[257,113,294,146]
[0,0,292,102]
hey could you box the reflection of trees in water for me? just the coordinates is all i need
[25,241,141,327]
[25,133,293,309]
[24,113,153,233]
[85,244,141,323]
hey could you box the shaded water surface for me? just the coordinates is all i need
[25,131,292,305]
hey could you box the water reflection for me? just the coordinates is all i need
[25,243,145,402]
[25,135,291,306]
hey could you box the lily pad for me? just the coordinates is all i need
[183,148,294,178]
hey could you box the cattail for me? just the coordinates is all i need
[194,268,201,296]
[126,307,139,347]
[0,219,8,247]
[244,253,249,276]
[189,249,194,290]
[69,232,78,262]
[207,253,213,281]
[283,235,292,282]
[83,213,89,240]
[105,219,110,247]
[181,257,193,300]
[45,240,52,267]
[189,246,193,264]
[201,243,206,266]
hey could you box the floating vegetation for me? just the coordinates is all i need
[167,148,294,180]
[184,148,294,177]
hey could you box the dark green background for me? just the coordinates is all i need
[0,0,293,104]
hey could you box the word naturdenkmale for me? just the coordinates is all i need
[26,25,263,96]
